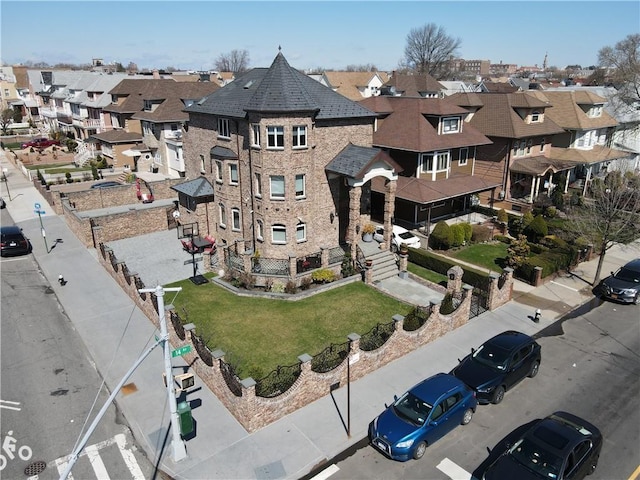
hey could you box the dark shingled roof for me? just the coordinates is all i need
[210,145,237,159]
[185,53,377,121]
[171,177,215,198]
[326,144,402,179]
[91,130,142,143]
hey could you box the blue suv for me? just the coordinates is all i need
[369,373,477,461]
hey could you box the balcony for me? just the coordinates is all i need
[71,116,105,129]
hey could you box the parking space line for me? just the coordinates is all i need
[310,464,340,480]
[550,280,579,292]
[437,457,472,480]
[86,444,110,479]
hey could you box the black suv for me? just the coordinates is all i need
[450,330,541,404]
[597,258,640,304]
[1,225,32,257]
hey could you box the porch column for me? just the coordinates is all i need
[383,179,397,248]
[563,173,570,194]
[348,186,362,260]
[582,166,592,197]
[534,176,541,199]
[529,177,536,203]
[547,172,553,195]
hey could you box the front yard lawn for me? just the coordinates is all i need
[448,242,509,272]
[166,277,413,379]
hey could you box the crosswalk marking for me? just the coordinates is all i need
[437,457,472,480]
[29,434,143,480]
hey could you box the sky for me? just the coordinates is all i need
[1,1,638,72]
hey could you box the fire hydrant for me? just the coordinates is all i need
[534,308,541,323]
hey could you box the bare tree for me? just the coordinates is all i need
[402,23,461,79]
[1,108,15,134]
[214,49,250,74]
[566,170,640,285]
[598,34,640,106]
[345,64,378,72]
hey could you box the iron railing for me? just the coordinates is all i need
[311,341,350,373]
[360,321,396,351]
[255,363,302,398]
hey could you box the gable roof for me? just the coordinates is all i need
[185,53,376,121]
[322,71,390,101]
[325,144,402,179]
[452,92,565,139]
[383,73,444,97]
[527,90,618,130]
[359,96,492,152]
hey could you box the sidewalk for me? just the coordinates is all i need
[2,150,639,480]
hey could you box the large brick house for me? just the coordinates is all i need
[176,52,403,267]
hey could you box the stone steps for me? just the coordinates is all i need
[366,249,399,282]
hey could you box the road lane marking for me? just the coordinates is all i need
[0,399,22,411]
[86,444,110,479]
[550,280,579,292]
[310,464,340,480]
[629,464,640,480]
[437,457,472,480]
[54,457,74,480]
[115,433,146,480]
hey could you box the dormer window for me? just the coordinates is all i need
[531,110,541,123]
[143,100,153,111]
[589,105,603,117]
[442,117,460,134]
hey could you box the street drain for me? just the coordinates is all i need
[25,461,46,476]
[121,383,138,395]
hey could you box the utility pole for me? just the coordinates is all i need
[139,285,186,462]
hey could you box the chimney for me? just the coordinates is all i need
[152,69,160,79]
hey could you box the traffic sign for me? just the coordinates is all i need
[171,345,192,357]
[34,202,41,209]
[34,210,45,215]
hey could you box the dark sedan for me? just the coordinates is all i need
[1,226,32,257]
[450,330,541,404]
[483,411,602,480]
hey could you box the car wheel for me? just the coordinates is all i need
[587,455,599,475]
[634,293,640,305]
[412,441,427,460]
[461,408,473,425]
[528,361,540,378]
[492,386,505,404]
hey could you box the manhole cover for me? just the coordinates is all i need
[25,461,46,476]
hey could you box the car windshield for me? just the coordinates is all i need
[392,391,432,426]
[472,344,509,371]
[615,267,640,283]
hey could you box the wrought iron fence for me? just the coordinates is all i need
[328,245,347,265]
[255,363,302,398]
[220,358,243,397]
[170,310,185,340]
[311,341,350,373]
[296,252,321,274]
[360,321,396,351]
[192,333,213,366]
[108,250,119,272]
[252,257,289,276]
[135,277,146,300]
[226,248,244,272]
[402,306,431,331]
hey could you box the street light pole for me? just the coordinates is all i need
[138,284,186,462]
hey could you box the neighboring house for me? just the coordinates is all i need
[177,52,406,267]
[95,79,220,176]
[450,91,566,209]
[358,95,498,229]
[542,85,640,174]
[381,73,444,98]
[439,80,474,96]
[320,71,390,101]
[0,67,20,112]
[527,89,632,196]
[476,81,519,93]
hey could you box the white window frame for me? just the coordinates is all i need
[531,110,541,123]
[219,204,226,228]
[272,224,287,244]
[200,155,206,174]
[254,172,262,197]
[267,126,284,149]
[295,174,306,199]
[218,118,230,138]
[458,148,468,166]
[441,117,460,134]
[292,125,307,148]
[256,220,264,241]
[215,160,223,183]
[229,163,238,185]
[252,124,261,148]
[518,140,526,156]
[231,208,240,231]
[589,105,603,117]
[296,223,307,243]
[270,175,285,199]
[421,153,434,173]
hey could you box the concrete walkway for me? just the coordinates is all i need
[2,148,639,480]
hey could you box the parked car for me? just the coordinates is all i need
[90,181,122,189]
[21,138,61,149]
[450,330,541,405]
[1,225,32,257]
[368,373,477,461]
[373,225,421,252]
[596,258,640,304]
[483,411,602,480]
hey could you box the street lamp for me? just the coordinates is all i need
[2,168,11,201]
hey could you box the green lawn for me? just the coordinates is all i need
[407,262,448,286]
[449,242,509,272]
[166,277,413,379]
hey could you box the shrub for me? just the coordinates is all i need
[65,172,73,183]
[271,281,285,293]
[471,224,491,243]
[506,234,530,269]
[285,280,297,294]
[524,215,548,243]
[263,277,274,291]
[311,269,337,284]
[461,222,473,243]
[545,206,557,218]
[497,208,508,223]
[522,211,534,227]
[300,276,312,290]
[450,224,466,247]
[91,164,99,180]
[494,234,511,244]
[430,221,452,250]
[237,272,255,290]
[341,252,356,277]
[439,293,456,315]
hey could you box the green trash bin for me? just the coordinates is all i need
[177,401,194,436]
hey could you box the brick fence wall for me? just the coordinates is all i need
[95,242,514,432]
